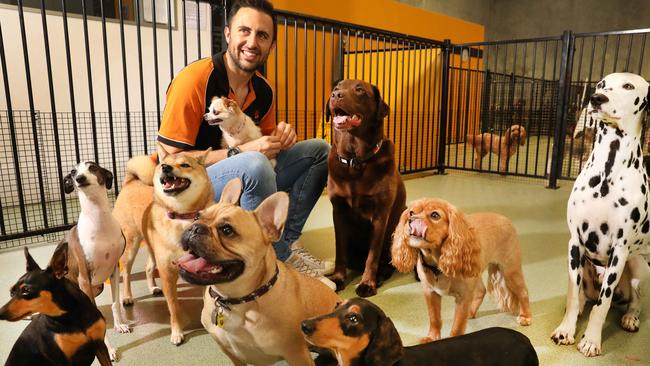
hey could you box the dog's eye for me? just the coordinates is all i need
[623,83,635,90]
[180,163,190,168]
[596,82,603,89]
[347,314,359,323]
[88,165,96,171]
[70,169,77,175]
[21,286,32,297]
[430,211,441,220]
[218,224,235,237]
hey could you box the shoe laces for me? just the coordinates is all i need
[291,247,325,269]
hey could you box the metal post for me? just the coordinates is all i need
[437,39,451,174]
[548,30,575,189]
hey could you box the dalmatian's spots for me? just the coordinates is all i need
[631,207,640,223]
[643,221,649,234]
[593,192,599,198]
[619,197,628,206]
[616,129,624,138]
[612,256,618,267]
[605,287,612,298]
[604,139,620,179]
[585,232,599,252]
[607,273,617,285]
[570,245,580,270]
[589,175,601,187]
[582,221,589,232]
[600,223,608,235]
[634,97,640,105]
[617,228,624,238]
[642,184,646,194]
[576,274,581,286]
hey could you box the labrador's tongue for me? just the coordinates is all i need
[333,115,362,127]
[176,253,210,273]
[410,219,428,238]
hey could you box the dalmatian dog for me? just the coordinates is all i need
[551,72,650,357]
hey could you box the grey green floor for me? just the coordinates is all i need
[1,171,648,365]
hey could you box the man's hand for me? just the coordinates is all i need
[239,135,282,159]
[273,121,297,150]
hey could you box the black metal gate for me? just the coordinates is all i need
[1,0,649,248]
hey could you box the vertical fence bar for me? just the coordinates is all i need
[303,20,307,140]
[548,31,574,189]
[61,0,80,163]
[118,0,133,158]
[80,0,99,163]
[17,0,49,228]
[167,0,174,80]
[0,23,28,233]
[182,0,188,66]
[437,40,451,174]
[196,0,202,58]
[100,0,119,194]
[152,0,162,126]
[136,0,148,154]
[39,0,68,224]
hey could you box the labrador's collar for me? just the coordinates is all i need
[337,139,383,168]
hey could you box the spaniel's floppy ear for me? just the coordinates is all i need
[364,311,403,365]
[516,125,527,145]
[391,208,418,273]
[438,202,481,278]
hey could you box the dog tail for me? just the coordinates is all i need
[487,264,519,313]
[124,154,157,186]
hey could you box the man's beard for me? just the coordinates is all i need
[227,45,268,73]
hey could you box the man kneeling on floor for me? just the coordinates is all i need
[156,0,335,289]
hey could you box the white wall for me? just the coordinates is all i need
[0,1,213,113]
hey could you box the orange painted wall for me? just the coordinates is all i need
[272,0,484,44]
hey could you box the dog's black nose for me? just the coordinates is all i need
[75,175,87,184]
[161,164,173,173]
[301,320,315,335]
[590,93,609,107]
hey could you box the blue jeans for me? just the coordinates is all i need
[206,139,330,261]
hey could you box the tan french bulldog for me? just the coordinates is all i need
[177,178,340,365]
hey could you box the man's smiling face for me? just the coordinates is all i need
[224,7,275,73]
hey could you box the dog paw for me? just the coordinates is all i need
[355,283,377,297]
[107,346,118,362]
[550,326,575,345]
[577,336,601,357]
[621,313,640,332]
[517,315,532,326]
[151,287,163,296]
[114,322,132,334]
[122,296,134,306]
[170,331,185,346]
[328,273,346,292]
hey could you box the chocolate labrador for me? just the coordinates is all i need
[326,79,406,297]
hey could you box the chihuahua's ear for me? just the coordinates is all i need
[24,247,41,272]
[197,147,212,166]
[63,172,75,194]
[157,142,171,162]
[48,242,69,279]
[255,192,289,242]
[219,178,242,205]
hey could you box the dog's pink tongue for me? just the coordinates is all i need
[177,253,215,273]
[333,115,362,128]
[410,219,428,238]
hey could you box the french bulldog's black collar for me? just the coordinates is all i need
[419,251,443,277]
[208,265,279,311]
[337,139,383,168]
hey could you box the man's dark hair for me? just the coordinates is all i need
[227,0,277,42]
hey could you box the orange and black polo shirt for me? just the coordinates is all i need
[158,50,275,150]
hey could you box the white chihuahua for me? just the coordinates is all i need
[204,96,277,167]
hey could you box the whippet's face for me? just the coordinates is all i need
[588,72,650,133]
[62,161,113,194]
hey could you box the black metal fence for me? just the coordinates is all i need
[0,0,649,247]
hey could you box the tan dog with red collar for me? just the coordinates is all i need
[113,144,213,345]
[177,178,340,365]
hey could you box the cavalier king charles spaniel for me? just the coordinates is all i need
[391,198,532,343]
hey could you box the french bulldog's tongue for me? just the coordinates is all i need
[177,254,214,273]
[410,219,428,238]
